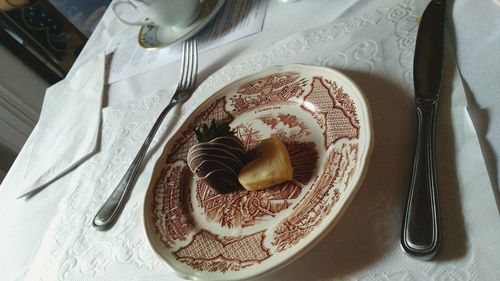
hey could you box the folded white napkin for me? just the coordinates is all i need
[452,0,500,210]
[20,52,106,197]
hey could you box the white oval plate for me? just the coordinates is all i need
[138,0,225,49]
[144,64,374,280]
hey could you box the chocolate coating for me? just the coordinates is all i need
[187,136,246,193]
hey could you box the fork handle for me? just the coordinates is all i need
[93,102,176,230]
[401,99,440,260]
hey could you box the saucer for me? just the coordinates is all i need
[138,0,226,49]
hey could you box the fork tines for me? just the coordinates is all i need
[179,40,198,91]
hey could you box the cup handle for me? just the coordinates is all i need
[112,1,151,26]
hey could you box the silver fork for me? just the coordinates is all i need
[93,40,198,230]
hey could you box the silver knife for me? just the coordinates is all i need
[401,0,446,260]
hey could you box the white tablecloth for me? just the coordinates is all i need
[1,0,500,280]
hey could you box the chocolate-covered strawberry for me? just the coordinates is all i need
[187,120,246,193]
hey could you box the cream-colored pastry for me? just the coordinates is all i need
[238,137,293,191]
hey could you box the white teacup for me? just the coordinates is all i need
[112,0,201,28]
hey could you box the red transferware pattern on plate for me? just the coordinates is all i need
[144,64,373,281]
[173,230,271,272]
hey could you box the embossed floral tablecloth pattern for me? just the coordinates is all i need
[3,0,499,280]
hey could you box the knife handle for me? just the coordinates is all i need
[401,98,440,260]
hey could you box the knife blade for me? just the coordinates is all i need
[401,0,446,260]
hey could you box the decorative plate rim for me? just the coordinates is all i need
[143,64,374,281]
